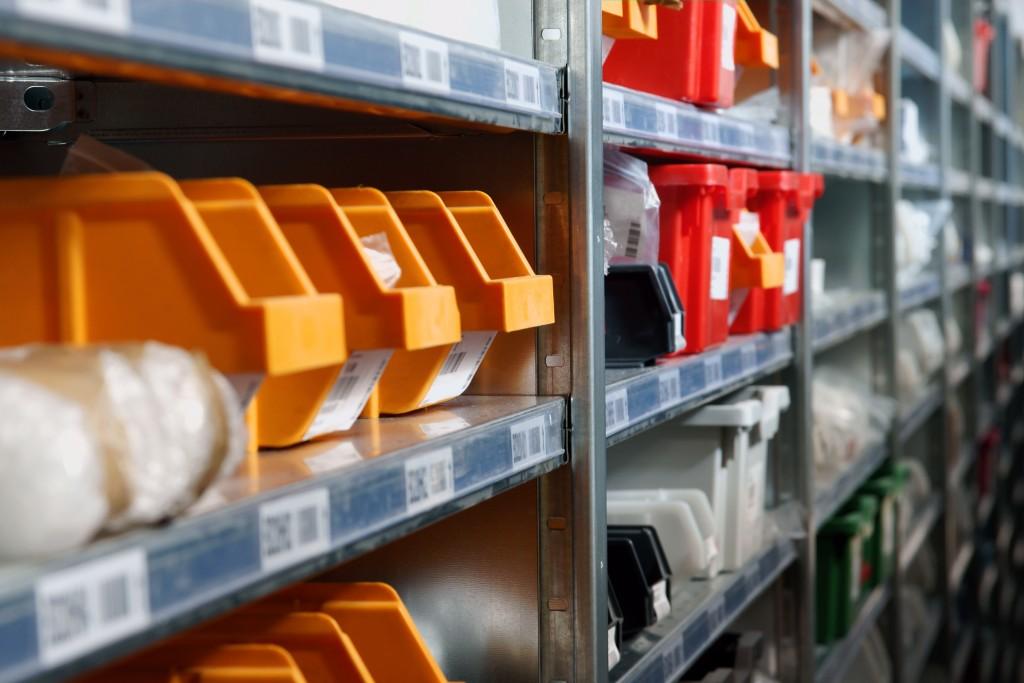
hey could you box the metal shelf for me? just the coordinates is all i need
[899,29,941,81]
[813,291,887,352]
[976,97,995,126]
[899,387,942,442]
[0,395,566,683]
[815,583,891,683]
[605,331,792,445]
[609,510,798,683]
[811,0,887,30]
[811,138,887,181]
[948,262,972,292]
[0,1,563,134]
[948,168,971,196]
[951,441,976,485]
[905,599,943,683]
[602,83,792,167]
[898,273,941,311]
[948,354,971,386]
[899,494,943,571]
[900,161,942,190]
[952,625,977,683]
[949,72,972,106]
[814,442,889,530]
[950,541,975,592]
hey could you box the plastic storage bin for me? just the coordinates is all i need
[0,172,345,407]
[815,498,876,644]
[731,172,824,333]
[974,19,995,94]
[727,170,785,326]
[602,0,657,39]
[260,184,462,419]
[860,469,906,589]
[608,385,790,571]
[608,488,721,579]
[650,164,734,354]
[605,263,685,367]
[608,526,672,636]
[80,644,309,683]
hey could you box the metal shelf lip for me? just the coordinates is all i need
[978,495,995,529]
[811,0,887,31]
[951,441,975,484]
[899,29,941,81]
[813,442,889,530]
[898,387,942,442]
[948,72,972,106]
[950,541,975,591]
[976,97,995,125]
[899,161,941,190]
[976,178,995,201]
[905,600,943,683]
[0,2,563,134]
[814,583,891,683]
[609,513,797,683]
[947,262,972,292]
[811,138,887,181]
[947,169,972,196]
[602,83,792,167]
[952,626,977,683]
[605,330,793,446]
[898,273,941,312]
[812,291,887,352]
[948,355,971,387]
[993,112,1014,139]
[899,494,943,571]
[0,395,566,683]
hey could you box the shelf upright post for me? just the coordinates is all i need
[535,0,607,680]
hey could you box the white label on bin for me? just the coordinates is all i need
[783,238,801,295]
[655,103,679,139]
[721,3,737,72]
[304,441,362,475]
[250,0,325,71]
[603,89,626,128]
[504,59,542,111]
[405,448,455,515]
[420,331,496,407]
[652,580,671,622]
[606,387,630,434]
[704,354,724,389]
[304,349,392,440]
[659,371,681,406]
[399,31,451,93]
[227,372,264,408]
[16,0,131,33]
[710,236,731,301]
[881,498,895,559]
[259,488,331,573]
[420,416,471,438]
[36,549,149,666]
[510,415,548,466]
[849,536,863,602]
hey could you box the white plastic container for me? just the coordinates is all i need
[607,489,721,580]
[608,385,790,571]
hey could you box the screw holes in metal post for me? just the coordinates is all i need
[23,86,55,112]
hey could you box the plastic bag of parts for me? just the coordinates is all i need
[812,369,894,470]
[603,146,661,268]
[60,134,154,175]
[812,27,891,144]
[360,232,402,288]
[0,342,246,559]
[896,309,944,400]
[895,199,951,285]
[900,99,931,164]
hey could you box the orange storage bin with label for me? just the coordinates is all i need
[650,164,734,354]
[79,644,309,683]
[602,0,658,39]
[0,172,343,397]
[603,1,776,108]
[259,185,461,419]
[732,172,824,333]
[179,178,350,448]
[727,169,784,333]
[382,190,555,411]
[182,612,373,682]
[258,582,449,683]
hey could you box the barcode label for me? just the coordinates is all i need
[35,549,149,665]
[704,355,724,388]
[304,349,392,439]
[783,238,801,295]
[510,415,547,466]
[709,236,731,300]
[399,31,451,93]
[16,0,131,33]
[405,448,455,515]
[654,103,678,139]
[304,441,362,474]
[603,89,625,128]
[258,488,331,572]
[606,387,630,434]
[227,372,264,408]
[250,0,325,71]
[420,331,495,406]
[504,59,542,111]
[623,220,643,258]
[659,371,681,406]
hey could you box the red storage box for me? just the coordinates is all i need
[604,2,739,108]
[731,172,824,333]
[974,19,995,94]
[650,164,736,354]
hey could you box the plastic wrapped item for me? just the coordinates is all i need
[900,99,931,165]
[359,232,402,288]
[812,370,894,471]
[812,28,890,144]
[942,20,962,71]
[902,309,944,377]
[604,147,661,267]
[0,342,245,559]
[895,199,950,285]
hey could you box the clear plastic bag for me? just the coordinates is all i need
[895,199,951,285]
[603,146,660,268]
[812,369,894,471]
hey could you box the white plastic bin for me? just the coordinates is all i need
[608,385,790,571]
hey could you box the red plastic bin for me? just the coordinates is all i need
[650,164,737,354]
[974,19,995,94]
[731,172,824,333]
[603,1,739,108]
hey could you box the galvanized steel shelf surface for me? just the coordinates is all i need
[899,494,943,571]
[814,442,889,529]
[811,138,887,181]
[0,395,565,683]
[812,291,887,352]
[814,583,891,683]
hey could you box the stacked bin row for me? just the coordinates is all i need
[0,173,554,448]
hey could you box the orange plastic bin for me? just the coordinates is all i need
[727,169,784,320]
[602,0,658,39]
[78,643,309,683]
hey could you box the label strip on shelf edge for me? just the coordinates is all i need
[602,84,791,166]
[810,138,887,181]
[0,398,565,681]
[1,0,561,128]
[898,273,941,311]
[613,532,796,683]
[605,331,792,439]
[812,292,887,351]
